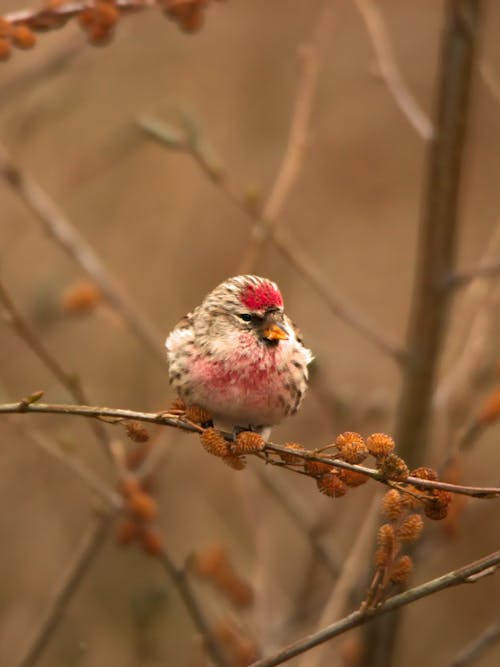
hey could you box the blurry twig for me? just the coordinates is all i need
[1,399,499,498]
[238,3,331,273]
[0,277,112,455]
[0,142,163,361]
[353,0,433,140]
[138,119,406,364]
[249,549,500,667]
[447,622,500,667]
[21,424,122,508]
[447,255,500,288]
[479,59,500,108]
[158,551,231,667]
[18,512,114,667]
[299,498,380,667]
[257,469,341,576]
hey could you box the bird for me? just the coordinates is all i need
[165,275,313,440]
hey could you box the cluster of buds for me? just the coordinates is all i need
[115,434,163,556]
[0,18,36,60]
[0,0,221,61]
[191,543,254,609]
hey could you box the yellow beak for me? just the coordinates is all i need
[263,323,288,341]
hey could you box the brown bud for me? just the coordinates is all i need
[11,24,36,49]
[116,518,140,545]
[232,431,265,455]
[366,433,395,458]
[185,404,212,425]
[279,442,306,465]
[126,490,158,521]
[125,420,150,443]
[379,453,409,481]
[200,427,230,458]
[377,523,395,551]
[424,490,452,521]
[477,389,500,425]
[304,458,332,476]
[337,440,369,464]
[192,544,226,577]
[335,431,365,450]
[221,454,246,470]
[396,514,424,544]
[0,37,10,61]
[411,466,438,481]
[390,555,413,584]
[140,526,164,556]
[316,473,347,498]
[339,468,369,487]
[0,18,13,38]
[61,279,101,315]
[381,489,404,521]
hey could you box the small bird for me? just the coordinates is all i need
[165,275,313,439]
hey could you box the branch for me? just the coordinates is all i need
[0,142,163,362]
[447,622,500,667]
[0,277,112,455]
[1,399,499,499]
[238,2,330,273]
[446,255,500,288]
[17,513,113,667]
[249,549,500,667]
[369,2,483,666]
[158,550,231,667]
[139,118,406,364]
[394,0,482,468]
[353,0,433,140]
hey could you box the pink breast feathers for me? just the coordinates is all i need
[240,281,283,311]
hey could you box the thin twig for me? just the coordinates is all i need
[298,498,380,667]
[478,59,500,108]
[249,549,500,667]
[157,550,231,667]
[0,277,112,455]
[353,0,433,140]
[0,142,163,361]
[1,399,499,498]
[137,122,406,365]
[447,622,500,667]
[446,255,500,288]
[238,3,330,273]
[20,424,122,509]
[17,512,114,667]
[257,469,341,576]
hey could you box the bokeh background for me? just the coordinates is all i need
[1,1,499,665]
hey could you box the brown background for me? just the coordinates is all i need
[1,1,499,666]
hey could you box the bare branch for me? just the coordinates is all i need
[298,499,380,667]
[0,142,163,361]
[447,622,500,667]
[446,255,500,288]
[138,121,406,365]
[353,0,433,140]
[17,513,114,667]
[238,2,331,273]
[249,549,500,667]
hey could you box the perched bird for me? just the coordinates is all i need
[165,275,313,439]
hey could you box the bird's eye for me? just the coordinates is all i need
[238,313,253,322]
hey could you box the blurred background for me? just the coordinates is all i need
[1,0,499,665]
